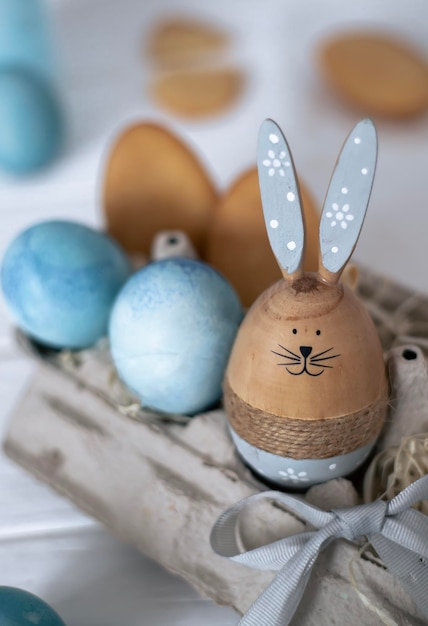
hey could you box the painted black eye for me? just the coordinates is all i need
[292,328,297,335]
[316,330,321,336]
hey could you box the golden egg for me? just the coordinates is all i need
[103,123,218,257]
[205,167,319,307]
[318,32,428,118]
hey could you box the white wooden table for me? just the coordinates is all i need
[1,0,428,623]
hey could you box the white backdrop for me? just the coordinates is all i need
[1,0,428,623]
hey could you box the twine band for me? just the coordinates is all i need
[224,378,388,459]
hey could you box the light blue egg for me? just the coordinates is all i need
[1,220,132,349]
[0,586,66,626]
[109,258,243,415]
[0,0,54,80]
[0,67,63,174]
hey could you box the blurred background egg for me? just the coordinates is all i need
[0,586,66,626]
[0,67,63,174]
[0,0,55,81]
[103,123,218,258]
[109,257,243,415]
[1,220,131,349]
[205,168,319,307]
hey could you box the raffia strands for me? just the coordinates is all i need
[224,377,388,459]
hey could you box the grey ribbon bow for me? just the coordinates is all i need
[210,475,428,625]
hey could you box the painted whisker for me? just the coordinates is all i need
[309,362,333,369]
[272,350,300,362]
[310,347,334,359]
[278,344,300,359]
[310,353,341,363]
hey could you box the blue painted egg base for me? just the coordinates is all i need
[229,426,376,488]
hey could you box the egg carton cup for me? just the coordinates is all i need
[3,265,428,625]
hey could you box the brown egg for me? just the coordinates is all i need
[204,167,319,307]
[103,123,218,256]
[318,32,428,118]
[151,68,245,119]
[146,18,229,70]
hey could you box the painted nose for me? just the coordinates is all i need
[300,346,312,358]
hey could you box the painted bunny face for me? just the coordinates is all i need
[228,273,385,420]
[270,278,343,379]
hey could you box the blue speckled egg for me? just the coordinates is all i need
[0,67,63,174]
[0,587,66,626]
[109,258,243,415]
[1,220,132,349]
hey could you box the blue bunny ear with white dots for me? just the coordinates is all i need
[319,119,377,283]
[257,119,305,278]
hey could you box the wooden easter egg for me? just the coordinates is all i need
[146,17,229,70]
[151,67,245,119]
[224,118,389,487]
[103,123,218,256]
[318,32,428,118]
[205,167,319,307]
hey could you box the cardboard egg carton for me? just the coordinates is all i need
[3,265,428,625]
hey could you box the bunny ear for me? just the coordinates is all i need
[319,119,377,283]
[257,119,305,278]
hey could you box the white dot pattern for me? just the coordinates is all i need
[258,119,304,276]
[276,461,339,482]
[328,202,354,230]
[262,150,294,178]
[313,120,377,276]
[278,468,309,483]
